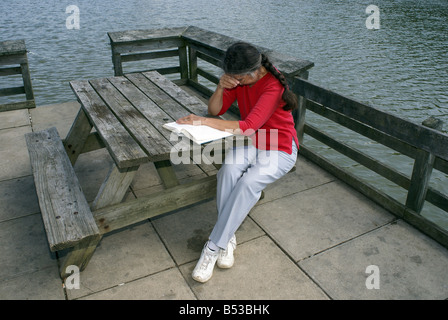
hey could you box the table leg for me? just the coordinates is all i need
[59,236,101,279]
[92,165,139,211]
[154,160,179,189]
[64,107,93,165]
[60,164,138,277]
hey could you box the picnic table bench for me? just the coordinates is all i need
[26,71,231,279]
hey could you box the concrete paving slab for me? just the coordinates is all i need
[0,175,39,222]
[179,236,329,300]
[0,109,30,130]
[0,125,32,180]
[29,101,80,138]
[152,199,265,266]
[0,266,65,300]
[80,268,196,300]
[73,148,115,202]
[131,162,216,193]
[131,162,163,191]
[251,180,395,262]
[258,156,335,204]
[65,221,175,300]
[0,214,57,281]
[299,220,448,300]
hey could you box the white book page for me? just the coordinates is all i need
[163,121,233,144]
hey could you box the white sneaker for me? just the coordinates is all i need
[192,243,219,283]
[217,235,237,269]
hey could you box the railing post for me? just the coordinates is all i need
[188,45,198,83]
[110,45,123,76]
[291,71,309,145]
[178,44,188,81]
[405,116,444,213]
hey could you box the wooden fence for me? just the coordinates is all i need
[0,39,35,112]
[108,26,448,248]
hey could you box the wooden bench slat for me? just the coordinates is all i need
[25,127,100,252]
[89,77,173,161]
[69,79,148,169]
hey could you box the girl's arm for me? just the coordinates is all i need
[207,74,240,116]
[176,114,241,134]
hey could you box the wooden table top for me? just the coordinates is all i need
[70,71,209,169]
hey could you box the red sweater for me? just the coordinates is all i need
[218,72,299,154]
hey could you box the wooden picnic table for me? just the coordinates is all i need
[27,71,229,278]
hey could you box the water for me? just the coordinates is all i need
[1,0,447,227]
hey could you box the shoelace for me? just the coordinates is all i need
[200,251,216,270]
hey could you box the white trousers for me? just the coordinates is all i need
[209,140,298,249]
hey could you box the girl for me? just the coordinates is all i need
[176,42,299,283]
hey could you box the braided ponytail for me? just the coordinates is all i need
[261,54,298,111]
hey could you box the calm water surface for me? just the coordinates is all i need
[1,0,447,226]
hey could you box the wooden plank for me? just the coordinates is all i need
[90,77,172,161]
[0,99,35,112]
[25,127,100,252]
[59,237,101,278]
[197,67,220,84]
[64,107,93,165]
[0,39,26,56]
[0,86,25,96]
[434,157,448,175]
[306,99,418,159]
[0,66,21,76]
[111,39,184,55]
[196,50,222,68]
[113,73,177,140]
[70,79,148,169]
[292,77,448,161]
[121,49,179,62]
[125,72,189,120]
[178,45,188,80]
[108,27,187,45]
[405,118,444,213]
[182,26,314,76]
[188,47,198,82]
[304,124,410,190]
[20,61,34,101]
[143,70,209,116]
[94,175,217,234]
[154,160,179,188]
[92,165,139,211]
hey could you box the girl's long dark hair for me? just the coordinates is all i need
[223,42,298,111]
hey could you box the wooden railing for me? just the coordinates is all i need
[292,77,448,247]
[0,39,35,112]
[108,26,448,248]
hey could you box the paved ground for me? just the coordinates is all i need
[1,102,448,300]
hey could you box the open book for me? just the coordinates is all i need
[163,121,234,144]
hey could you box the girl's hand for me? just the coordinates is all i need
[176,114,206,125]
[218,74,240,89]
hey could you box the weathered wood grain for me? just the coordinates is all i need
[25,127,100,252]
[90,77,172,161]
[94,175,217,235]
[0,39,35,111]
[70,79,148,168]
